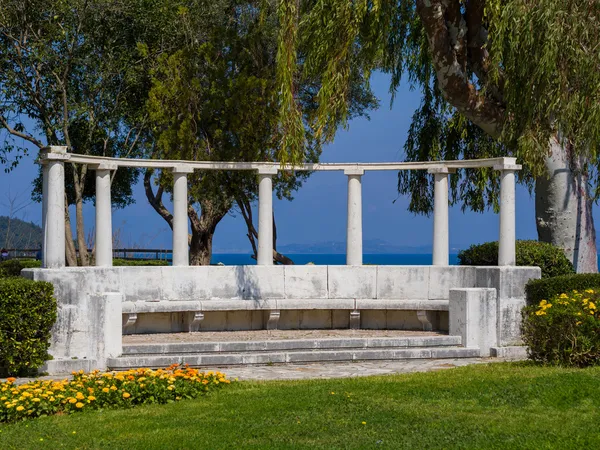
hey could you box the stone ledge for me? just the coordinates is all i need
[490,346,528,360]
[41,359,98,375]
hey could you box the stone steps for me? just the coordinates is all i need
[108,335,480,369]
[121,335,462,355]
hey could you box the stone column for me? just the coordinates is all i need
[257,167,278,265]
[429,168,453,266]
[172,165,194,266]
[494,158,521,266]
[95,163,117,267]
[40,146,70,268]
[345,168,364,266]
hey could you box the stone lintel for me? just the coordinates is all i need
[493,164,521,171]
[257,166,279,175]
[39,146,71,163]
[427,167,456,174]
[344,168,365,176]
[172,164,195,174]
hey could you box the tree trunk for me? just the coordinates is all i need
[536,135,597,273]
[188,201,229,266]
[189,228,214,265]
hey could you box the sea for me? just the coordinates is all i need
[208,253,460,265]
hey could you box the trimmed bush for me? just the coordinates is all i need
[0,259,42,278]
[525,273,600,306]
[457,240,574,278]
[113,258,168,266]
[0,365,231,422]
[522,289,600,367]
[0,277,56,376]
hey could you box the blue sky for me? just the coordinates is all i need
[0,72,543,253]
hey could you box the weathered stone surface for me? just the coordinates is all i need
[449,288,497,356]
[428,266,477,299]
[284,266,328,298]
[377,266,429,299]
[328,266,376,299]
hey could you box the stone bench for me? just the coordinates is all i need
[121,298,449,332]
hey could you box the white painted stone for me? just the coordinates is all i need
[257,172,275,265]
[345,170,363,265]
[172,170,190,266]
[498,169,516,265]
[449,288,498,356]
[377,266,430,299]
[328,266,376,299]
[429,169,450,265]
[95,169,113,267]
[120,267,164,301]
[89,293,123,369]
[284,265,328,298]
[428,266,477,300]
[44,158,66,268]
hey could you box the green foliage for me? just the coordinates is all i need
[0,217,42,249]
[458,240,574,279]
[0,366,230,423]
[522,290,600,367]
[0,259,42,278]
[0,277,56,376]
[526,274,600,307]
[112,259,167,267]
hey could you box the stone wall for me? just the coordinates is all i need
[24,265,540,368]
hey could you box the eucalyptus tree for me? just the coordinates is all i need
[276,0,600,272]
[0,0,147,265]
[142,0,376,264]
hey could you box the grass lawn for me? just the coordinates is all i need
[1,362,599,449]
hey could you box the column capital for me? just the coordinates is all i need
[172,164,194,174]
[39,146,71,164]
[493,164,521,171]
[427,167,456,174]
[257,166,278,175]
[493,157,521,171]
[93,162,118,171]
[344,168,364,176]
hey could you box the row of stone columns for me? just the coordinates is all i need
[39,146,519,269]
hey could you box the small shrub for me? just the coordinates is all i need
[457,240,574,278]
[0,365,231,422]
[113,258,168,266]
[0,278,56,376]
[0,259,42,278]
[525,273,600,306]
[522,289,600,367]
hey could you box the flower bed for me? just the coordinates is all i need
[522,289,600,367]
[0,365,230,422]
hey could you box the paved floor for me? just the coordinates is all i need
[2,357,520,384]
[213,358,504,381]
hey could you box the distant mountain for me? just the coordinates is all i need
[0,216,42,249]
[277,239,432,254]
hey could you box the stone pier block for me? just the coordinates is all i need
[449,288,498,356]
[377,266,429,299]
[328,266,376,299]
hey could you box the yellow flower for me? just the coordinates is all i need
[122,392,131,399]
[559,294,568,299]
[362,421,367,425]
[68,398,77,404]
[102,387,110,393]
[585,289,595,294]
[167,385,175,391]
[16,406,24,412]
[75,402,84,408]
[32,398,41,403]
[88,396,96,401]
[589,302,596,310]
[75,392,85,400]
[110,385,117,391]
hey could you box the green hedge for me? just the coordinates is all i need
[458,240,574,279]
[113,258,168,266]
[522,289,600,367]
[526,273,600,306]
[0,259,42,278]
[0,277,56,376]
